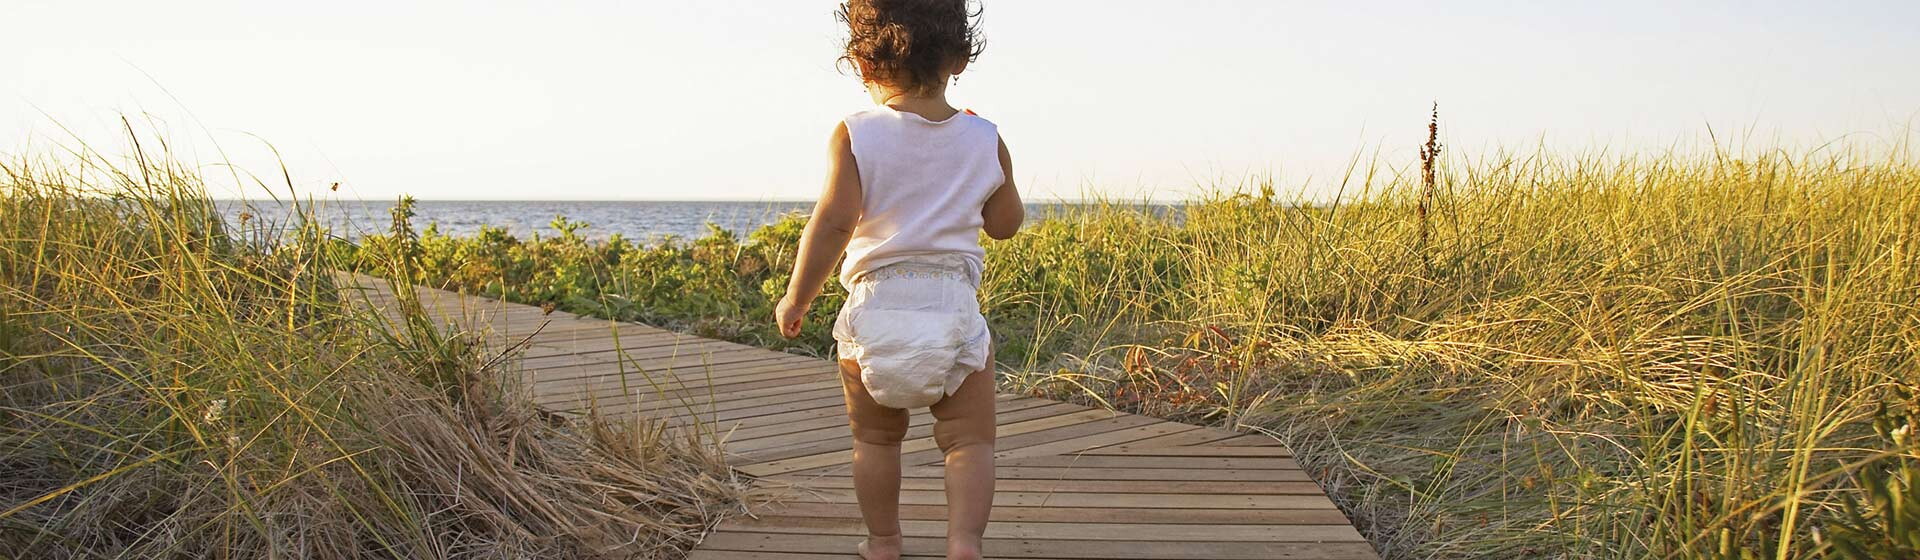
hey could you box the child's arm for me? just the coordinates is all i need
[776,122,863,339]
[981,136,1024,240]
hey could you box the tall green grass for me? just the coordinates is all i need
[990,150,1920,558]
[0,135,746,558]
[370,143,1920,558]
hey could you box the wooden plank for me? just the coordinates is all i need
[1080,445,1295,458]
[531,356,834,398]
[999,455,1304,471]
[536,376,837,412]
[1107,426,1250,448]
[689,552,871,560]
[705,395,1037,441]
[516,336,750,368]
[1212,433,1284,446]
[549,383,844,419]
[767,475,1330,495]
[989,422,1203,462]
[671,394,852,425]
[533,368,838,410]
[519,342,773,371]
[529,361,838,407]
[518,331,707,358]
[731,402,1086,460]
[726,400,1071,453]
[741,409,1124,476]
[523,348,794,378]
[525,352,813,385]
[895,414,1163,468]
[397,297,554,322]
[531,362,815,399]
[519,331,758,358]
[722,394,1037,444]
[764,488,1339,510]
[775,412,1168,478]
[695,533,1379,559]
[943,466,1314,483]
[487,320,661,345]
[715,516,1367,542]
[756,502,1356,524]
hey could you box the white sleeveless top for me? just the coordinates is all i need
[839,106,1004,286]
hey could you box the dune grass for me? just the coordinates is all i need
[0,137,748,558]
[358,140,1920,558]
[988,150,1920,559]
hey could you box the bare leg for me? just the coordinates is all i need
[840,359,908,560]
[930,365,997,560]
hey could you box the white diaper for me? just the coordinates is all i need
[833,254,992,409]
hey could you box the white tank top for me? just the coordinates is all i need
[839,106,1004,286]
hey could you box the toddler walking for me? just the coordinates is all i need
[774,2,1021,558]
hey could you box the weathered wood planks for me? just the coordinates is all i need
[340,274,1377,559]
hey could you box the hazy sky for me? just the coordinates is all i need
[6,1,1918,201]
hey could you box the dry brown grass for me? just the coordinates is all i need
[0,133,752,559]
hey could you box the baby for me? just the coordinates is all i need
[773,2,1021,558]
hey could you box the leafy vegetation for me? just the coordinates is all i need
[354,143,1920,558]
[354,201,840,356]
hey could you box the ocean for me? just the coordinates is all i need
[216,200,1178,242]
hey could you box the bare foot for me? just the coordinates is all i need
[859,534,902,560]
[947,535,983,560]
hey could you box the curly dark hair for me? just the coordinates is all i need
[837,0,984,96]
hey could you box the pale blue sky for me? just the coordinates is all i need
[5,1,1918,201]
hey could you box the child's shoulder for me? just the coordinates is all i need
[957,109,997,129]
[843,106,892,120]
[841,107,997,129]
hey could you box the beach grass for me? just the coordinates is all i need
[357,140,1920,558]
[989,150,1920,559]
[0,134,748,558]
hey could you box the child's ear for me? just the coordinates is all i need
[948,57,969,78]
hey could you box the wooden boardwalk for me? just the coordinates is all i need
[346,276,1377,560]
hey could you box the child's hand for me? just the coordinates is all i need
[774,295,809,339]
